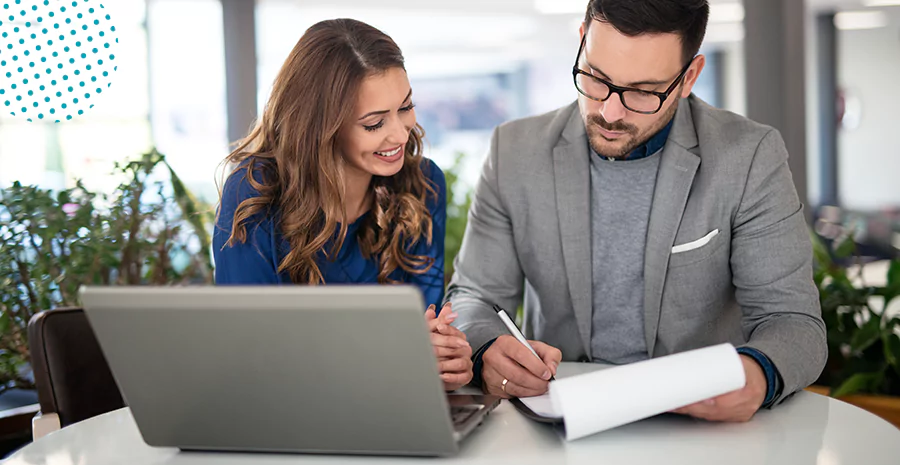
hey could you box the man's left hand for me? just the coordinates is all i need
[671,355,767,422]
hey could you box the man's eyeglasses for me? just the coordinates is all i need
[572,36,694,115]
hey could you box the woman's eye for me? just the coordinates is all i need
[363,120,385,132]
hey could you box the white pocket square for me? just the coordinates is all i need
[672,229,719,254]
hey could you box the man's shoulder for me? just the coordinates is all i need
[686,97,793,201]
[689,96,777,153]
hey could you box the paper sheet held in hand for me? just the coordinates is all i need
[518,343,745,440]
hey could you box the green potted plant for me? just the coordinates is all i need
[811,232,900,426]
[0,149,214,397]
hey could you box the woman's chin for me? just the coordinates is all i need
[367,159,405,177]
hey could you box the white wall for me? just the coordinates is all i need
[837,7,900,211]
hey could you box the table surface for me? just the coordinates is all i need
[7,369,900,465]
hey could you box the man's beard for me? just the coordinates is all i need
[586,96,680,159]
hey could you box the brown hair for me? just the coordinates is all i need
[220,18,436,285]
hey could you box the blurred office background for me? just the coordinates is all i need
[0,0,898,259]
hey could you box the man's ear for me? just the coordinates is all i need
[680,54,707,99]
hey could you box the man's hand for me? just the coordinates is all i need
[671,354,768,422]
[425,303,473,391]
[481,335,562,399]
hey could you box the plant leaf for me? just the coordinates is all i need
[810,231,833,269]
[0,311,9,335]
[834,236,856,259]
[888,260,900,288]
[850,312,882,353]
[831,371,883,397]
[884,333,900,378]
[884,261,900,309]
[888,317,900,330]
[163,159,213,274]
[881,288,899,314]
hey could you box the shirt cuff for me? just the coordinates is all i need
[470,338,498,389]
[736,347,782,408]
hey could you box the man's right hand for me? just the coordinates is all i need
[481,335,562,398]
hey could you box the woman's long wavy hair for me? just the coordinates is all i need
[220,18,436,285]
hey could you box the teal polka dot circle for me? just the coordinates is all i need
[0,0,118,122]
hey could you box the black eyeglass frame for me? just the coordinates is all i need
[572,35,695,115]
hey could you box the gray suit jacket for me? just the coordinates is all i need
[447,96,826,405]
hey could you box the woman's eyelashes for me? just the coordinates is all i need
[363,103,416,132]
[363,120,385,132]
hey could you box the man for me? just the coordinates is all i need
[447,0,826,422]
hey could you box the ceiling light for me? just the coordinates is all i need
[862,0,900,6]
[534,0,585,15]
[834,11,889,30]
[709,3,745,23]
[535,1,744,23]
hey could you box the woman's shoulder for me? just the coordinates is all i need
[418,157,446,193]
[416,158,446,217]
[218,158,280,234]
[221,158,276,205]
[214,158,278,248]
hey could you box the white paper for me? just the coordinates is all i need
[524,343,745,440]
[519,393,562,419]
[518,362,610,419]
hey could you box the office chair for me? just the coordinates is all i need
[27,307,125,439]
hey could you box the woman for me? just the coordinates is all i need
[213,19,472,390]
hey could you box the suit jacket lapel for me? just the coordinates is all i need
[643,99,701,356]
[553,107,594,357]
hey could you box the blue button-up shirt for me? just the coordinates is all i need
[213,158,447,310]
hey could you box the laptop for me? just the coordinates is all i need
[80,285,500,456]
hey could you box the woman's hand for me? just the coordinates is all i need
[424,302,473,391]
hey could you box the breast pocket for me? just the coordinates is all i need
[668,228,726,269]
[664,228,732,313]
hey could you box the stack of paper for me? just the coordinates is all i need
[519,343,746,440]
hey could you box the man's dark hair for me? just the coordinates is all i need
[584,0,710,64]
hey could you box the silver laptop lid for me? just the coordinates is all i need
[80,285,459,456]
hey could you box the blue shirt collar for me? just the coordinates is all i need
[593,118,675,162]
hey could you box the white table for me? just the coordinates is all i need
[7,388,900,465]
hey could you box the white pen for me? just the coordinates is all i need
[493,304,555,381]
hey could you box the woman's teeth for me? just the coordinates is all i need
[375,147,401,157]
